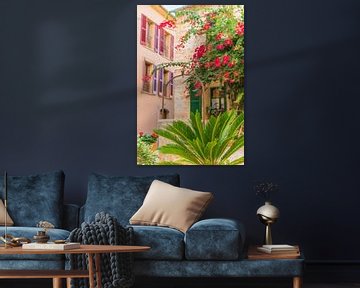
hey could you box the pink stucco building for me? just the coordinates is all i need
[137,5,175,134]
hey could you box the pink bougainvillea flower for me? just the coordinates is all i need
[194,81,202,89]
[216,44,225,51]
[224,38,233,46]
[193,45,206,59]
[142,75,151,82]
[159,20,175,29]
[228,61,235,68]
[204,62,213,68]
[214,57,222,67]
[215,33,223,40]
[236,22,245,36]
[222,55,230,65]
[203,22,211,30]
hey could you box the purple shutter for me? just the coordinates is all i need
[170,72,174,96]
[154,24,159,52]
[153,67,158,94]
[159,28,164,55]
[170,35,174,60]
[158,68,163,94]
[140,14,146,45]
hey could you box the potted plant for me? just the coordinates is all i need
[159,108,169,119]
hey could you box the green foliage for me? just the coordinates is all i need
[154,110,244,165]
[137,138,158,165]
[174,5,245,112]
[138,132,158,145]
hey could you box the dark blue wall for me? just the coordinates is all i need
[1,0,360,262]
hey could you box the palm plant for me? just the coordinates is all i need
[154,110,244,165]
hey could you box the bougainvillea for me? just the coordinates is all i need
[158,5,244,112]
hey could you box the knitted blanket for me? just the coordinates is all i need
[68,212,134,288]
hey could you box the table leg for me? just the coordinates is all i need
[95,253,102,288]
[52,278,62,288]
[293,276,302,288]
[88,253,95,288]
[66,277,72,288]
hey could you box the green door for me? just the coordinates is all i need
[190,84,202,116]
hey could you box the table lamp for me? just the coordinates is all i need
[256,201,280,245]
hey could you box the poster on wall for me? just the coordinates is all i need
[137,5,245,165]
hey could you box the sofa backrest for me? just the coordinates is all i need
[0,170,65,228]
[82,173,180,226]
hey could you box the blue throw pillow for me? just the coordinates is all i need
[0,170,65,227]
[84,173,180,225]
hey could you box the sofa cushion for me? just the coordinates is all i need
[84,173,180,225]
[0,199,14,226]
[130,225,184,260]
[185,218,245,260]
[0,171,65,227]
[0,227,69,261]
[130,180,213,233]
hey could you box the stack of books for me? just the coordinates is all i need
[22,242,80,250]
[248,244,300,260]
[257,244,299,254]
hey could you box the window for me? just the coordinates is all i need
[154,24,159,52]
[158,68,163,95]
[159,28,165,55]
[143,61,156,93]
[140,15,174,59]
[152,65,158,94]
[164,33,174,60]
[170,72,174,96]
[146,21,155,48]
[162,70,173,98]
[140,14,155,49]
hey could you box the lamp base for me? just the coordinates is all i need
[265,223,272,245]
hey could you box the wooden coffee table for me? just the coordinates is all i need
[0,244,150,288]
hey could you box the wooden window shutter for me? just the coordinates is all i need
[159,28,165,55]
[153,66,158,94]
[154,24,159,52]
[140,14,147,45]
[170,35,174,60]
[159,68,163,94]
[170,72,174,96]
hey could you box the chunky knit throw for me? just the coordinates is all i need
[68,212,134,288]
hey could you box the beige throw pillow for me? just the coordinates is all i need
[0,199,14,226]
[130,180,213,233]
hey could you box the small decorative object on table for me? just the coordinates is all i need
[34,221,55,243]
[254,181,280,245]
[248,245,300,259]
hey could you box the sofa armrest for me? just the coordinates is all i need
[184,218,245,260]
[63,204,80,231]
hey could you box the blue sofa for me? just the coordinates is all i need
[0,171,79,270]
[0,171,303,287]
[81,173,304,283]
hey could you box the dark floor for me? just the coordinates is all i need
[1,279,360,288]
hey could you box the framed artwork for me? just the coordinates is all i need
[137,5,244,165]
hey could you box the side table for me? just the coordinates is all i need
[247,245,304,288]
